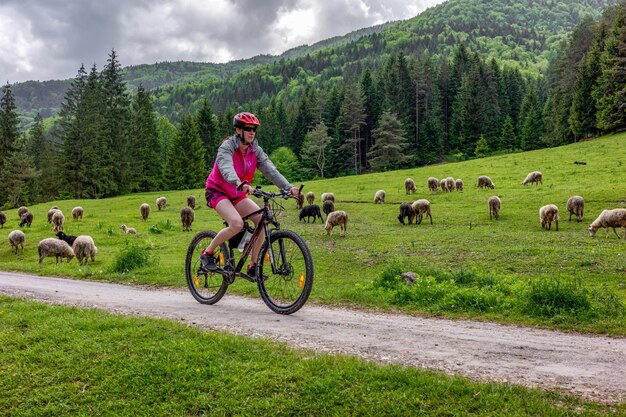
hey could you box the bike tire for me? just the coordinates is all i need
[257,229,314,314]
[185,230,229,305]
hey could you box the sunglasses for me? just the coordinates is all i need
[242,126,257,132]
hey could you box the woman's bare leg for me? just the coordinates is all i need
[205,199,244,253]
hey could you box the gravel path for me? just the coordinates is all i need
[1,271,624,403]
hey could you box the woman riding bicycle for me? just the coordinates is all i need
[200,111,300,277]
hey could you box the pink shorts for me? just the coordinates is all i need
[205,188,248,209]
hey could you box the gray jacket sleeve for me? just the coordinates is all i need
[254,142,293,191]
[215,136,242,185]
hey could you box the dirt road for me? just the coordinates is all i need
[1,271,624,403]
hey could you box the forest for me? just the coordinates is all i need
[0,0,624,208]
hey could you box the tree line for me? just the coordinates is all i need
[0,1,624,208]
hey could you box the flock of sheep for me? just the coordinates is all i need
[3,194,200,265]
[296,192,348,237]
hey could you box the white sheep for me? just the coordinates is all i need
[455,179,464,192]
[120,224,137,234]
[539,204,559,231]
[325,210,348,237]
[588,208,626,239]
[306,191,315,205]
[8,230,25,253]
[404,178,417,194]
[187,195,196,210]
[38,238,74,264]
[72,235,97,265]
[180,206,195,231]
[156,196,167,211]
[374,190,386,204]
[477,175,495,189]
[321,192,335,203]
[51,210,65,233]
[47,208,60,223]
[427,177,439,194]
[522,171,543,186]
[445,177,456,192]
[566,196,584,222]
[411,199,432,224]
[488,196,501,220]
[71,206,83,220]
[140,203,150,221]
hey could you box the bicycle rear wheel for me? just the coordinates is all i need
[185,230,229,304]
[257,229,314,314]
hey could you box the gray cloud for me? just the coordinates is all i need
[0,0,445,83]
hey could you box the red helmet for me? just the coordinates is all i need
[233,112,261,128]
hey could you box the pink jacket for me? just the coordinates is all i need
[205,135,290,199]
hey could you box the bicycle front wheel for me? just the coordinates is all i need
[185,230,229,304]
[257,229,314,314]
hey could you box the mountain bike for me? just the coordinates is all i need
[185,184,314,315]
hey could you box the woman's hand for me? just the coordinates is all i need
[241,183,254,195]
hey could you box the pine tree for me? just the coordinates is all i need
[165,115,205,190]
[359,69,380,169]
[518,85,544,151]
[157,116,177,189]
[301,121,332,178]
[339,85,366,174]
[499,115,516,151]
[367,111,411,172]
[28,114,46,169]
[132,86,162,191]
[474,134,490,158]
[415,51,444,164]
[196,98,218,165]
[0,82,21,205]
[0,134,39,207]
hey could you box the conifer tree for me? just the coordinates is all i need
[196,98,218,165]
[28,114,46,169]
[499,115,516,151]
[474,134,490,158]
[164,114,205,190]
[518,85,544,150]
[0,134,39,207]
[367,111,411,172]
[0,82,21,205]
[359,69,380,168]
[157,116,177,188]
[339,85,366,174]
[415,51,444,164]
[132,86,161,191]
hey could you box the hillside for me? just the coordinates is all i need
[12,0,618,125]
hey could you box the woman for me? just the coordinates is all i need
[200,111,299,277]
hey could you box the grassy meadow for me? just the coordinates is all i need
[1,132,625,333]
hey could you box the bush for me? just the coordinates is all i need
[522,278,592,318]
[110,241,156,273]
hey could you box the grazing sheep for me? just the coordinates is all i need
[488,196,501,220]
[444,177,456,192]
[522,171,543,186]
[539,204,559,231]
[8,230,25,254]
[71,206,83,220]
[295,193,304,209]
[187,195,196,210]
[17,206,28,219]
[477,175,495,189]
[397,203,414,225]
[38,238,74,264]
[299,205,323,223]
[47,208,60,223]
[140,203,150,221]
[180,206,195,231]
[325,210,348,237]
[588,208,626,239]
[566,196,585,222]
[156,196,167,211]
[0,211,6,228]
[405,178,417,194]
[321,192,335,203]
[306,191,315,205]
[322,200,334,218]
[455,179,464,192]
[19,212,33,228]
[56,231,78,246]
[411,199,433,225]
[374,190,386,204]
[72,235,97,265]
[427,177,439,194]
[51,210,65,233]
[120,224,137,234]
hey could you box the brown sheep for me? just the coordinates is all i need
[71,206,83,220]
[295,193,304,209]
[51,210,65,233]
[180,206,195,231]
[539,204,559,231]
[477,175,495,189]
[325,210,348,237]
[187,195,197,210]
[588,208,626,239]
[427,177,439,193]
[411,199,432,225]
[0,211,6,228]
[374,190,386,204]
[522,171,543,186]
[404,178,417,194]
[306,191,315,205]
[455,179,464,192]
[8,230,25,253]
[321,192,335,203]
[19,212,33,228]
[17,206,28,219]
[488,196,501,220]
[156,196,167,211]
[140,203,150,221]
[566,196,584,222]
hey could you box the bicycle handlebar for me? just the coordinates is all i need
[237,180,304,200]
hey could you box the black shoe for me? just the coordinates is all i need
[246,264,267,282]
[199,252,217,272]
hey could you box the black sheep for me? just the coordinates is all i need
[397,203,414,225]
[0,211,6,228]
[19,212,33,228]
[56,231,78,246]
[299,205,323,223]
[322,200,334,218]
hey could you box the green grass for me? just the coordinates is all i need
[1,133,626,333]
[1,296,623,416]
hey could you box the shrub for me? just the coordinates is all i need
[110,241,156,273]
[521,278,592,318]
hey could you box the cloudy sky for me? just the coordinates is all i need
[0,0,446,84]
